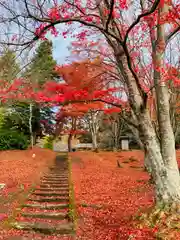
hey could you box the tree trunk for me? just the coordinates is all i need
[126,121,152,174]
[33,132,37,145]
[68,134,73,152]
[139,110,180,203]
[29,103,33,149]
[113,121,119,151]
[92,133,98,152]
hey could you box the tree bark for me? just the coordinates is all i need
[127,123,151,172]
[29,103,34,149]
[92,133,98,152]
[139,110,180,203]
[113,121,119,151]
[68,133,72,152]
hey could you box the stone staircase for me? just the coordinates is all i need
[12,154,75,236]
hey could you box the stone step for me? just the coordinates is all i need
[43,175,68,178]
[22,203,69,210]
[49,167,68,171]
[44,178,68,181]
[42,177,68,181]
[41,183,68,187]
[32,192,69,197]
[22,211,68,220]
[28,197,69,202]
[41,179,68,184]
[36,187,69,192]
[48,172,68,175]
[12,221,74,235]
[40,184,69,188]
[40,182,69,187]
[49,168,68,171]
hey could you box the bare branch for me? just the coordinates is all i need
[166,25,180,44]
[123,0,160,44]
[106,0,115,31]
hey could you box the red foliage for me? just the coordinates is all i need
[71,151,156,239]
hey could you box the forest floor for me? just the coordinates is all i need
[0,149,180,239]
[0,147,57,239]
[70,150,180,240]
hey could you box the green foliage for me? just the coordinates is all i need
[0,107,29,150]
[0,108,6,129]
[43,135,54,150]
[24,40,58,85]
[0,130,29,150]
[0,48,20,83]
[3,103,39,135]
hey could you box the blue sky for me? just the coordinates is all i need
[50,23,82,65]
[52,35,71,64]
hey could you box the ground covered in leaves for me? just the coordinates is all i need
[1,149,180,239]
[71,150,180,240]
[0,147,59,239]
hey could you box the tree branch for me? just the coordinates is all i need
[123,0,160,44]
[106,0,114,31]
[166,25,180,44]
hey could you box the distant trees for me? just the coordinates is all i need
[0,48,20,83]
[0,42,57,148]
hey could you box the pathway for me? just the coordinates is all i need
[12,154,75,236]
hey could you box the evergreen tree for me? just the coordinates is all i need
[0,48,20,83]
[25,41,58,85]
[23,40,57,142]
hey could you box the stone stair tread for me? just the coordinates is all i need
[40,184,69,188]
[41,181,68,184]
[36,188,69,191]
[41,184,68,187]
[42,179,68,182]
[49,168,68,170]
[33,192,69,197]
[12,221,74,234]
[22,203,69,209]
[22,211,68,219]
[45,173,68,176]
[42,176,68,179]
[40,183,68,186]
[28,197,69,202]
[44,177,68,180]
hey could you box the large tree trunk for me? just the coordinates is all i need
[116,53,180,205]
[127,123,152,174]
[68,134,72,152]
[139,110,180,203]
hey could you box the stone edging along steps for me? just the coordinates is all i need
[11,154,75,236]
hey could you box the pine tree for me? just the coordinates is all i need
[23,41,57,143]
[0,48,20,83]
[25,41,58,85]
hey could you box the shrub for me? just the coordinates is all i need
[43,135,53,150]
[0,130,29,150]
